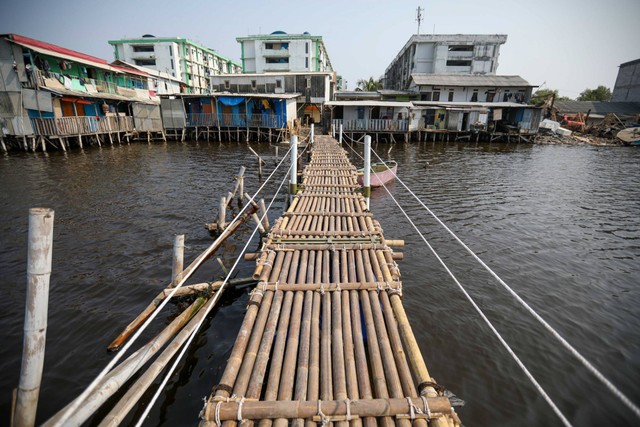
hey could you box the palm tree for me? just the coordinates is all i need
[356,76,383,91]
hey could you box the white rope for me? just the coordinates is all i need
[419,395,431,420]
[343,140,573,427]
[237,396,246,421]
[214,400,223,427]
[344,398,352,421]
[368,144,640,420]
[135,144,307,426]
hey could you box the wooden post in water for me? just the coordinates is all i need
[290,135,298,204]
[171,234,185,286]
[218,197,227,231]
[363,135,371,210]
[1,136,7,154]
[13,208,54,427]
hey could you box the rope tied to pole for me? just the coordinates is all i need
[406,397,419,421]
[344,399,352,421]
[214,401,222,427]
[237,396,246,422]
[317,400,328,427]
[420,395,432,421]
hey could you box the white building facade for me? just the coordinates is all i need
[385,34,508,90]
[109,35,242,94]
[237,31,333,74]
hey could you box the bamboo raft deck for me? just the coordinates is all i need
[200,136,459,427]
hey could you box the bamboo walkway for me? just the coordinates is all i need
[200,136,459,427]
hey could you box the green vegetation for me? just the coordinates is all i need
[356,76,383,91]
[577,85,612,102]
[530,89,572,106]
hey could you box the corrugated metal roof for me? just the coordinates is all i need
[325,100,413,108]
[411,73,533,87]
[554,101,640,116]
[213,92,301,99]
[9,39,122,74]
[413,101,535,108]
[40,86,158,104]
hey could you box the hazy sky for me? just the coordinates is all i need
[1,0,639,98]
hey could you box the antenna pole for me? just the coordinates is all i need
[416,6,424,35]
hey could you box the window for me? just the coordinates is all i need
[134,59,156,66]
[251,80,257,89]
[224,80,230,89]
[421,92,432,101]
[305,57,309,69]
[276,79,282,88]
[448,91,454,101]
[306,77,311,89]
[305,42,309,54]
[470,90,478,102]
[432,91,440,101]
[132,45,154,53]
[265,42,289,50]
[169,46,173,57]
[266,57,289,64]
[170,59,174,69]
[446,60,472,67]
[448,45,473,52]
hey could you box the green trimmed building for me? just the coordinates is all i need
[236,31,333,74]
[108,35,241,94]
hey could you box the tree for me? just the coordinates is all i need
[577,85,612,102]
[530,89,572,106]
[356,76,383,91]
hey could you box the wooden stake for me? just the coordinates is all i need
[171,234,185,286]
[14,208,54,427]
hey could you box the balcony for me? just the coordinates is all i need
[30,116,134,136]
[332,119,408,132]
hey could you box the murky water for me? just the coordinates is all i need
[0,141,638,426]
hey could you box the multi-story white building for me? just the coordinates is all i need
[385,34,507,90]
[108,35,242,94]
[236,31,333,74]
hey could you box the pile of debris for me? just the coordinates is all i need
[536,113,637,146]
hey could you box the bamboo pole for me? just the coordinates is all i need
[218,196,227,231]
[204,397,451,422]
[14,208,54,427]
[259,199,270,230]
[46,297,206,427]
[257,290,294,427]
[171,234,185,285]
[107,205,257,351]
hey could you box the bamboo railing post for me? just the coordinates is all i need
[310,123,314,144]
[290,135,298,204]
[339,124,343,146]
[171,234,185,286]
[363,135,371,210]
[14,208,54,427]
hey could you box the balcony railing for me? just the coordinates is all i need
[332,119,409,132]
[186,113,217,127]
[219,113,284,128]
[30,116,134,136]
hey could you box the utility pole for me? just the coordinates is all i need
[416,6,424,35]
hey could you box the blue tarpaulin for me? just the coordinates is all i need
[218,97,245,106]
